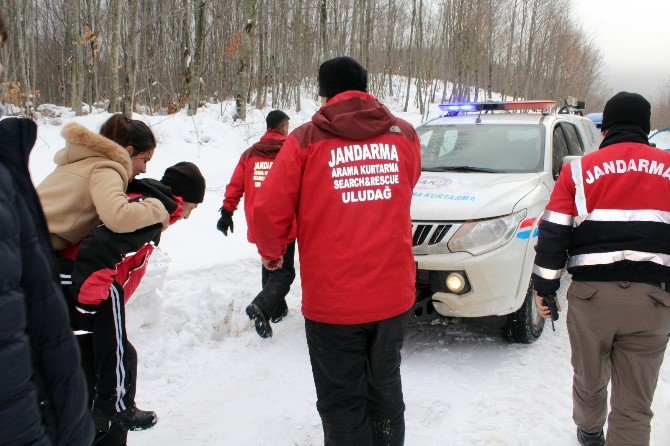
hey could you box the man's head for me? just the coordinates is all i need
[601,91,651,135]
[266,110,290,135]
[317,56,368,103]
[160,162,206,220]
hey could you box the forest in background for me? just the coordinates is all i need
[0,0,665,128]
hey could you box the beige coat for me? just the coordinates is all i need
[37,122,168,250]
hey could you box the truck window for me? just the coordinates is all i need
[552,126,569,179]
[417,124,544,173]
[560,123,584,155]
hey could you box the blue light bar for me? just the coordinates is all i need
[441,104,477,112]
[438,100,557,114]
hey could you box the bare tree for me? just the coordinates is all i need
[234,0,256,121]
[108,0,122,112]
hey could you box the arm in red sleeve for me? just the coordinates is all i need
[222,156,246,213]
[252,134,307,260]
[532,163,577,296]
[410,128,422,186]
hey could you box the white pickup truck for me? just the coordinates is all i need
[411,100,601,343]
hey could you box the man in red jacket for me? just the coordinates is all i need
[217,110,296,339]
[533,92,670,446]
[252,57,421,446]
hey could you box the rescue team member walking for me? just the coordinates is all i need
[532,92,670,446]
[217,110,296,338]
[68,162,205,445]
[252,57,421,445]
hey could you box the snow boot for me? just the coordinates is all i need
[246,303,272,338]
[92,404,157,431]
[270,299,289,323]
[577,427,605,446]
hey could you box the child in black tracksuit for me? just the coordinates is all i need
[64,162,205,445]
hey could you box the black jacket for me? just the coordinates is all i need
[0,118,94,445]
[70,179,179,308]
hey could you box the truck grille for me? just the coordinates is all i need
[416,269,431,285]
[412,224,453,247]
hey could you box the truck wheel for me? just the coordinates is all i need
[500,282,544,344]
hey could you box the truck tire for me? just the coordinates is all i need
[500,281,544,344]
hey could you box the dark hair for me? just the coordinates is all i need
[99,114,156,155]
[266,110,289,129]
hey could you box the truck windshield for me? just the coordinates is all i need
[417,124,545,173]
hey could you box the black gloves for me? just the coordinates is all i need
[217,209,234,236]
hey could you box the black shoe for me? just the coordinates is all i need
[93,404,157,431]
[270,304,288,323]
[577,427,605,446]
[246,303,272,338]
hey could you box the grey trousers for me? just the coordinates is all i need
[567,280,670,446]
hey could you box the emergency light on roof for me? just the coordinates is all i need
[438,100,557,113]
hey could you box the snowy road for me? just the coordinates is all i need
[127,259,670,446]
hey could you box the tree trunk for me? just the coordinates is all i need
[320,0,327,60]
[187,0,206,116]
[108,0,122,112]
[123,0,139,117]
[234,0,256,121]
[403,0,416,112]
[70,0,83,115]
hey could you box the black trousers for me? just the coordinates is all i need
[305,310,409,446]
[253,241,296,319]
[75,283,137,446]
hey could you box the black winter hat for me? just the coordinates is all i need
[161,162,206,204]
[266,110,290,129]
[318,56,368,98]
[601,91,651,134]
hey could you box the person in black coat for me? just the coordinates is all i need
[0,115,94,443]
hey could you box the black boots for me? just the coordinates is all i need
[93,404,157,431]
[246,303,273,338]
[577,427,605,446]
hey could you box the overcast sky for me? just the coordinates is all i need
[572,0,670,103]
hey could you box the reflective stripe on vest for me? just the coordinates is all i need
[542,210,573,226]
[570,159,589,226]
[585,209,670,224]
[568,250,670,268]
[533,264,563,280]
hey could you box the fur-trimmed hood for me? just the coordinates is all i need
[55,122,132,178]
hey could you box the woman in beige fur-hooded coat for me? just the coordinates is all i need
[38,115,169,251]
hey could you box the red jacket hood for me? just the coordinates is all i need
[252,129,287,158]
[312,91,395,140]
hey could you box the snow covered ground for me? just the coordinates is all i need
[27,96,670,445]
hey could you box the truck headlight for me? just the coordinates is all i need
[448,209,527,256]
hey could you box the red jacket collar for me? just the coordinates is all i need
[261,128,287,142]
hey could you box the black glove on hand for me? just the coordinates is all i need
[217,209,234,236]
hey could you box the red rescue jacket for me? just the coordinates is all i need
[252,91,422,324]
[533,128,670,296]
[222,129,296,243]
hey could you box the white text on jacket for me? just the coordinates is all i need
[584,159,670,184]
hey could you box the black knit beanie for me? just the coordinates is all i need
[601,91,651,134]
[161,162,206,203]
[318,56,368,98]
